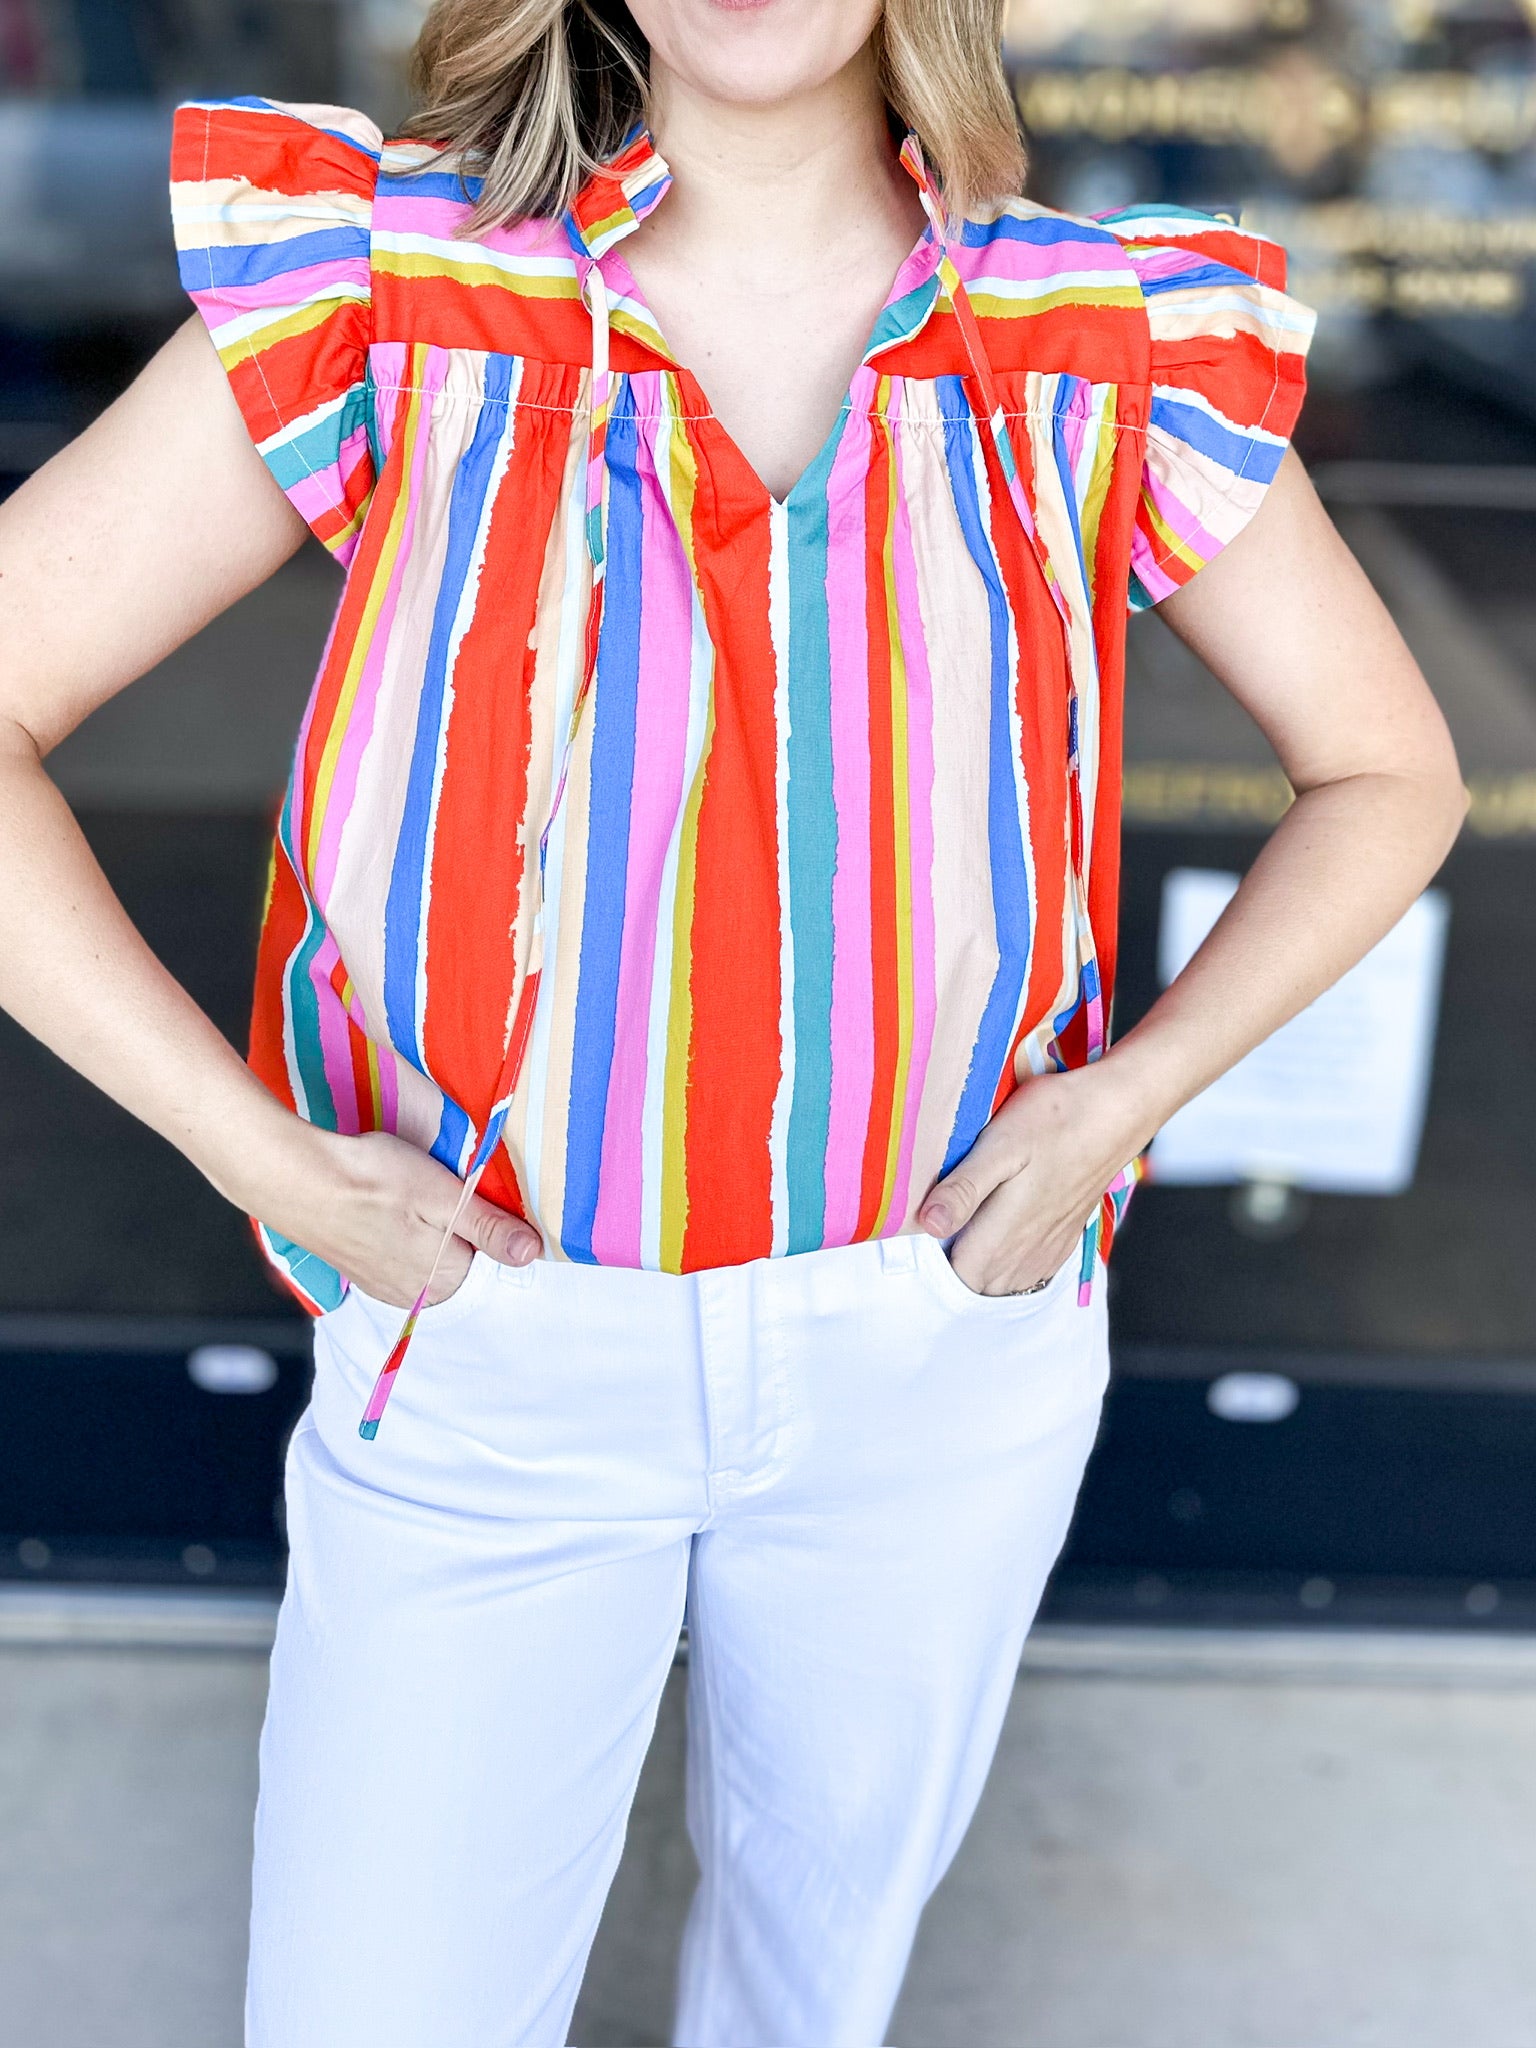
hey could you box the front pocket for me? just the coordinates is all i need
[913,1230,1075,1318]
[329,1247,499,1340]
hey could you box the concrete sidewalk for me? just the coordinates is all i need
[3,1609,1536,2048]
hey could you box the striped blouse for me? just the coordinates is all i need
[170,95,1314,1316]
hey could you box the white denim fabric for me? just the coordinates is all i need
[247,1231,1110,2048]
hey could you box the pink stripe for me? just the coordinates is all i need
[820,391,877,1246]
[948,236,1123,286]
[1058,379,1092,482]
[284,463,346,532]
[374,194,571,261]
[589,378,696,1264]
[283,423,369,529]
[310,365,443,907]
[309,931,361,1135]
[1128,245,1212,284]
[368,339,408,389]
[378,1042,400,1134]
[1141,468,1230,555]
[192,257,370,317]
[884,391,939,1229]
[376,197,579,267]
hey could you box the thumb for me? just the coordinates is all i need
[917,1121,1015,1238]
[459,1193,542,1267]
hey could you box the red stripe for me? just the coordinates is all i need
[678,414,781,1270]
[248,837,304,1112]
[418,400,565,1147]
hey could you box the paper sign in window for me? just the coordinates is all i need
[1148,868,1449,1195]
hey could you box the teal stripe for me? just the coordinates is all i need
[274,799,337,1129]
[258,1223,346,1312]
[865,271,943,361]
[782,427,844,1252]
[263,382,371,489]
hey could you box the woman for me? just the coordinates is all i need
[0,0,1463,2042]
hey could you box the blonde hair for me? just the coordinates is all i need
[401,0,1024,232]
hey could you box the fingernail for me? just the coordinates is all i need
[921,1204,950,1235]
[512,1237,538,1266]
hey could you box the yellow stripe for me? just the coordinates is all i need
[964,283,1143,321]
[364,1034,383,1128]
[372,250,581,299]
[215,297,339,369]
[876,389,915,1234]
[1077,387,1119,607]
[659,395,707,1273]
[1140,493,1206,577]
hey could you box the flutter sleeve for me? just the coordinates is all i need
[170,96,384,565]
[1097,205,1316,612]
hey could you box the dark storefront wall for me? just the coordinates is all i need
[0,0,1534,1618]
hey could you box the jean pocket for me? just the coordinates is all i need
[913,1229,1076,1318]
[322,1247,499,1345]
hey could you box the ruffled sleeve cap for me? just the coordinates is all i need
[169,97,384,564]
[1096,205,1317,612]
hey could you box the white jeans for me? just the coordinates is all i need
[248,1231,1110,2048]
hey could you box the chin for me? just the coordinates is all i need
[625,0,884,113]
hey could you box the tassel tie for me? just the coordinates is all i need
[900,138,1144,1302]
[359,248,617,1438]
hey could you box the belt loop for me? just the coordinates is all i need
[879,1232,919,1276]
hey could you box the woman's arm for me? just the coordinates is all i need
[918,448,1469,1291]
[0,315,539,1305]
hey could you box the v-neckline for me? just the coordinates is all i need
[596,216,943,515]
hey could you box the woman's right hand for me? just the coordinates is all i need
[219,1110,543,1312]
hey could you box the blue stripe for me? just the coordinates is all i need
[625,172,670,219]
[938,381,1033,1173]
[1137,258,1265,295]
[561,386,644,1263]
[1051,395,1089,606]
[375,166,483,203]
[956,212,1118,249]
[430,1094,472,1174]
[179,226,368,294]
[383,357,513,1068]
[1150,394,1282,482]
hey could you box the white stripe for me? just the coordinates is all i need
[172,191,372,234]
[199,286,366,354]
[960,266,1142,304]
[519,438,591,1235]
[370,231,573,286]
[765,498,796,1259]
[415,363,523,1056]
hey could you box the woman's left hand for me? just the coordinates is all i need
[916,1062,1151,1297]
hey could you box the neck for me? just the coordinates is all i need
[642,49,914,257]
